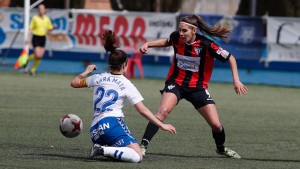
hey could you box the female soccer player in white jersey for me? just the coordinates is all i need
[70,30,176,163]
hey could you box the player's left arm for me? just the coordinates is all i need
[47,16,57,31]
[228,55,248,96]
[70,65,97,88]
[133,102,176,134]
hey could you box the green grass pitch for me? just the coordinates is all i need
[0,71,299,169]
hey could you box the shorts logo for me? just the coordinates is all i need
[90,122,110,140]
[113,139,125,147]
[168,84,175,90]
[205,90,213,100]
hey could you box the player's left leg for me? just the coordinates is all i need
[89,143,141,163]
[197,104,224,149]
[197,104,241,159]
[188,89,240,159]
[140,91,178,156]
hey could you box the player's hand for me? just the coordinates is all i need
[53,24,57,29]
[233,81,248,96]
[86,64,97,73]
[139,43,148,54]
[160,124,176,134]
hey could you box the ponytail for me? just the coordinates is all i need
[100,30,127,70]
[101,30,119,53]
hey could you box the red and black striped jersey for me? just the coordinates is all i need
[165,31,231,89]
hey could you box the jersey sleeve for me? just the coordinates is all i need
[46,16,54,30]
[126,82,144,105]
[86,74,98,88]
[207,42,231,63]
[166,31,177,46]
[29,16,36,30]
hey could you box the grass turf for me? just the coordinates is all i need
[0,71,299,169]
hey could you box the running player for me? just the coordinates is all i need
[70,30,176,163]
[139,15,248,159]
[24,4,55,75]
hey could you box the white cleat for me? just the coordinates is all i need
[140,145,147,156]
[216,147,241,159]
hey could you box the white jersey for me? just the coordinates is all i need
[87,72,143,126]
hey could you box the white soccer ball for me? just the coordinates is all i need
[59,114,83,138]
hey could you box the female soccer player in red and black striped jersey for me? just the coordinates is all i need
[139,15,248,159]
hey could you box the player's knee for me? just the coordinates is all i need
[130,151,142,163]
[211,123,222,132]
[36,56,43,59]
[156,108,171,120]
[155,113,168,121]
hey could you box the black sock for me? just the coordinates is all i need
[141,122,159,147]
[212,127,225,152]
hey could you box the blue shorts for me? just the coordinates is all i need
[90,117,137,147]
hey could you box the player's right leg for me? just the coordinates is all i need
[89,143,141,163]
[216,147,241,159]
[28,35,46,75]
[89,117,142,162]
[197,104,241,159]
[30,47,44,75]
[140,88,179,156]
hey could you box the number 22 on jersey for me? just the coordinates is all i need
[94,87,119,114]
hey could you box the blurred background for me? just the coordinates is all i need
[1,0,300,87]
[2,0,300,16]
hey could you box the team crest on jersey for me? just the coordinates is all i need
[194,47,202,54]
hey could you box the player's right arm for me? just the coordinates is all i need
[139,39,170,54]
[25,16,35,44]
[70,65,97,88]
[133,102,176,134]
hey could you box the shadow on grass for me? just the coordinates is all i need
[147,152,219,159]
[24,153,114,162]
[25,152,300,164]
[148,152,300,163]
[242,157,300,163]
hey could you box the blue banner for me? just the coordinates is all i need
[179,14,266,60]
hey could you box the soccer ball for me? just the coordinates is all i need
[59,114,83,138]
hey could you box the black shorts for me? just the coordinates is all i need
[32,35,46,48]
[161,82,215,109]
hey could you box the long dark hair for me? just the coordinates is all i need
[100,30,127,70]
[180,15,231,43]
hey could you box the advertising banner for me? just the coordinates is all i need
[1,9,268,61]
[0,8,71,50]
[267,17,300,62]
[70,10,177,55]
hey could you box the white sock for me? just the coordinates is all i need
[103,147,141,163]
